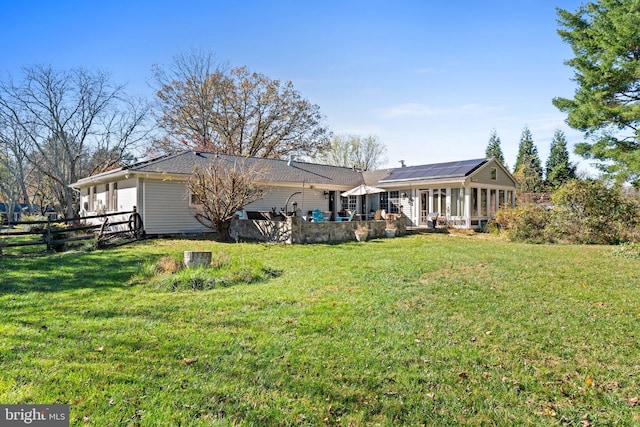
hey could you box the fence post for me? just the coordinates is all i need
[45,217,52,251]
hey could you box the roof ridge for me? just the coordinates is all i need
[192,151,363,172]
[129,150,193,170]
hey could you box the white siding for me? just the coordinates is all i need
[116,178,138,212]
[141,181,331,234]
[245,186,329,216]
[471,160,516,188]
[142,179,208,235]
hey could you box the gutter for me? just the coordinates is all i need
[70,169,132,188]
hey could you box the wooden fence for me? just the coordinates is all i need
[0,210,144,254]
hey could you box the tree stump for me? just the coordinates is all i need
[183,251,212,268]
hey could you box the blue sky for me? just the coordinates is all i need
[1,0,590,172]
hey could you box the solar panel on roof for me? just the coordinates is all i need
[380,159,487,182]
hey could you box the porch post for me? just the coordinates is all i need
[464,186,471,228]
[485,187,490,217]
[428,189,433,213]
[445,188,451,219]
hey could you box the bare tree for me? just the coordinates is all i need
[0,65,151,218]
[315,134,387,170]
[187,156,265,241]
[0,151,22,224]
[0,113,34,217]
[153,49,330,159]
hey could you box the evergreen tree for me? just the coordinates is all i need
[554,1,640,186]
[513,126,543,192]
[485,129,505,166]
[545,130,576,190]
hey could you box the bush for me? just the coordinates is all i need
[549,180,640,244]
[21,215,48,232]
[495,180,640,244]
[492,204,551,243]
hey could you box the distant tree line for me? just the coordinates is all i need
[484,126,576,193]
[0,50,387,228]
[0,65,151,219]
[3,0,640,233]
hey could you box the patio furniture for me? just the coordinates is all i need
[427,212,439,228]
[336,210,355,222]
[355,212,375,220]
[312,209,324,222]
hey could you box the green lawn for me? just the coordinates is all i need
[1,234,639,426]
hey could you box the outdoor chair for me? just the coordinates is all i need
[312,209,324,222]
[336,210,355,222]
[373,209,382,220]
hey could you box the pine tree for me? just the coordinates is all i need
[546,130,576,190]
[554,0,640,186]
[485,129,506,166]
[513,126,543,192]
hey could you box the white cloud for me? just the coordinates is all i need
[376,102,504,119]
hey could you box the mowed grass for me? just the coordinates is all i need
[1,234,639,426]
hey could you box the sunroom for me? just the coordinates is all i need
[371,158,517,230]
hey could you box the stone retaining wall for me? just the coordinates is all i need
[230,216,406,244]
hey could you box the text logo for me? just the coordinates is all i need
[1,405,69,426]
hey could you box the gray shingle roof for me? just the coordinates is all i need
[72,152,504,190]
[362,168,393,186]
[127,151,364,187]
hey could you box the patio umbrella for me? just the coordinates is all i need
[341,185,385,217]
[340,184,385,197]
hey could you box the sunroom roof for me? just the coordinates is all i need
[379,158,488,183]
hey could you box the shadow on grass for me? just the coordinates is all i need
[0,243,159,294]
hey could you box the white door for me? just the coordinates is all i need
[419,190,429,224]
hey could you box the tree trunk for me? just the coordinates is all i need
[217,220,232,242]
[66,187,75,219]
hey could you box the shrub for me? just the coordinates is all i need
[549,180,640,244]
[21,215,48,232]
[495,180,640,245]
[493,204,551,243]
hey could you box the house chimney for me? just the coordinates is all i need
[399,160,406,167]
[287,155,294,166]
